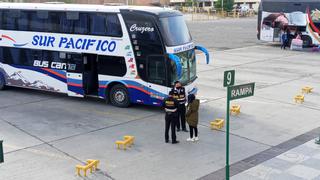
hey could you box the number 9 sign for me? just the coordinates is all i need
[223,70,235,87]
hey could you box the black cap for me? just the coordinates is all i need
[174,81,180,85]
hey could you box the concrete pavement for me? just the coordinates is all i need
[233,139,320,180]
[1,45,320,179]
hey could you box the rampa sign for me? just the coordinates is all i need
[228,83,255,100]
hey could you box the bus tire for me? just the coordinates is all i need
[109,84,130,108]
[0,73,5,90]
[301,35,312,47]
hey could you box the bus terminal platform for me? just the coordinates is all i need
[0,44,320,180]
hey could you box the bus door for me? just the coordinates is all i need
[146,55,168,106]
[65,53,84,97]
[82,54,99,96]
[260,20,274,41]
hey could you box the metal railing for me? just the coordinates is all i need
[180,7,256,21]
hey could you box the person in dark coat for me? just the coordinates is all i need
[186,94,200,141]
[172,81,188,132]
[163,90,179,144]
[281,28,288,50]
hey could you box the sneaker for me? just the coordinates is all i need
[172,140,180,144]
[187,137,194,142]
[182,129,189,132]
[177,128,181,132]
[165,140,169,143]
[194,137,199,141]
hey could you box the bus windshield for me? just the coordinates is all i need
[159,16,192,46]
[170,49,196,86]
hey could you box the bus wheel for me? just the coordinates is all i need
[301,36,312,47]
[109,84,130,108]
[0,73,5,90]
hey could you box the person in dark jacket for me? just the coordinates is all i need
[186,94,200,141]
[163,91,179,144]
[281,29,288,50]
[172,81,188,132]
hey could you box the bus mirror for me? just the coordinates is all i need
[168,53,182,79]
[195,46,210,64]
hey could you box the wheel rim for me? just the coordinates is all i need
[114,90,126,103]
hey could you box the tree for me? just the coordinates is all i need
[215,0,234,11]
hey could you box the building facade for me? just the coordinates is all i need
[2,0,169,6]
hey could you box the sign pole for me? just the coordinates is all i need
[0,140,3,163]
[226,87,230,180]
[223,70,234,180]
[223,70,254,180]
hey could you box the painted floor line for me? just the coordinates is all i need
[198,126,320,180]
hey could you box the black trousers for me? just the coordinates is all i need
[281,40,288,49]
[176,104,186,130]
[165,113,177,142]
[189,125,198,138]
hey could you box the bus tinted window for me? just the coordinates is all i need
[89,13,122,37]
[60,12,88,34]
[0,47,64,67]
[74,13,88,34]
[0,48,3,63]
[98,56,126,77]
[3,10,17,30]
[30,11,48,31]
[0,11,2,29]
[17,11,29,31]
[159,16,192,46]
[0,9,121,37]
[66,53,83,73]
[90,13,107,36]
[43,51,61,63]
[0,47,33,66]
[106,14,122,37]
[48,12,60,32]
[147,56,166,85]
[60,13,73,33]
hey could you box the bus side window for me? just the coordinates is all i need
[48,11,61,32]
[0,10,2,29]
[17,11,29,31]
[43,51,61,63]
[74,13,88,34]
[32,50,42,62]
[147,56,166,86]
[89,13,107,36]
[106,14,122,37]
[60,12,73,34]
[29,11,48,32]
[98,56,126,77]
[66,53,83,73]
[0,47,3,63]
[61,11,84,34]
[3,47,12,64]
[2,10,18,30]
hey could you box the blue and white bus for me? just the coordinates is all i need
[0,3,209,107]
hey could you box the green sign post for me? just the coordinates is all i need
[224,70,255,180]
[0,140,3,163]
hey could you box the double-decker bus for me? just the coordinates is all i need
[257,0,320,47]
[0,3,209,107]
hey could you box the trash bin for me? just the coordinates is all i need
[0,140,3,163]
